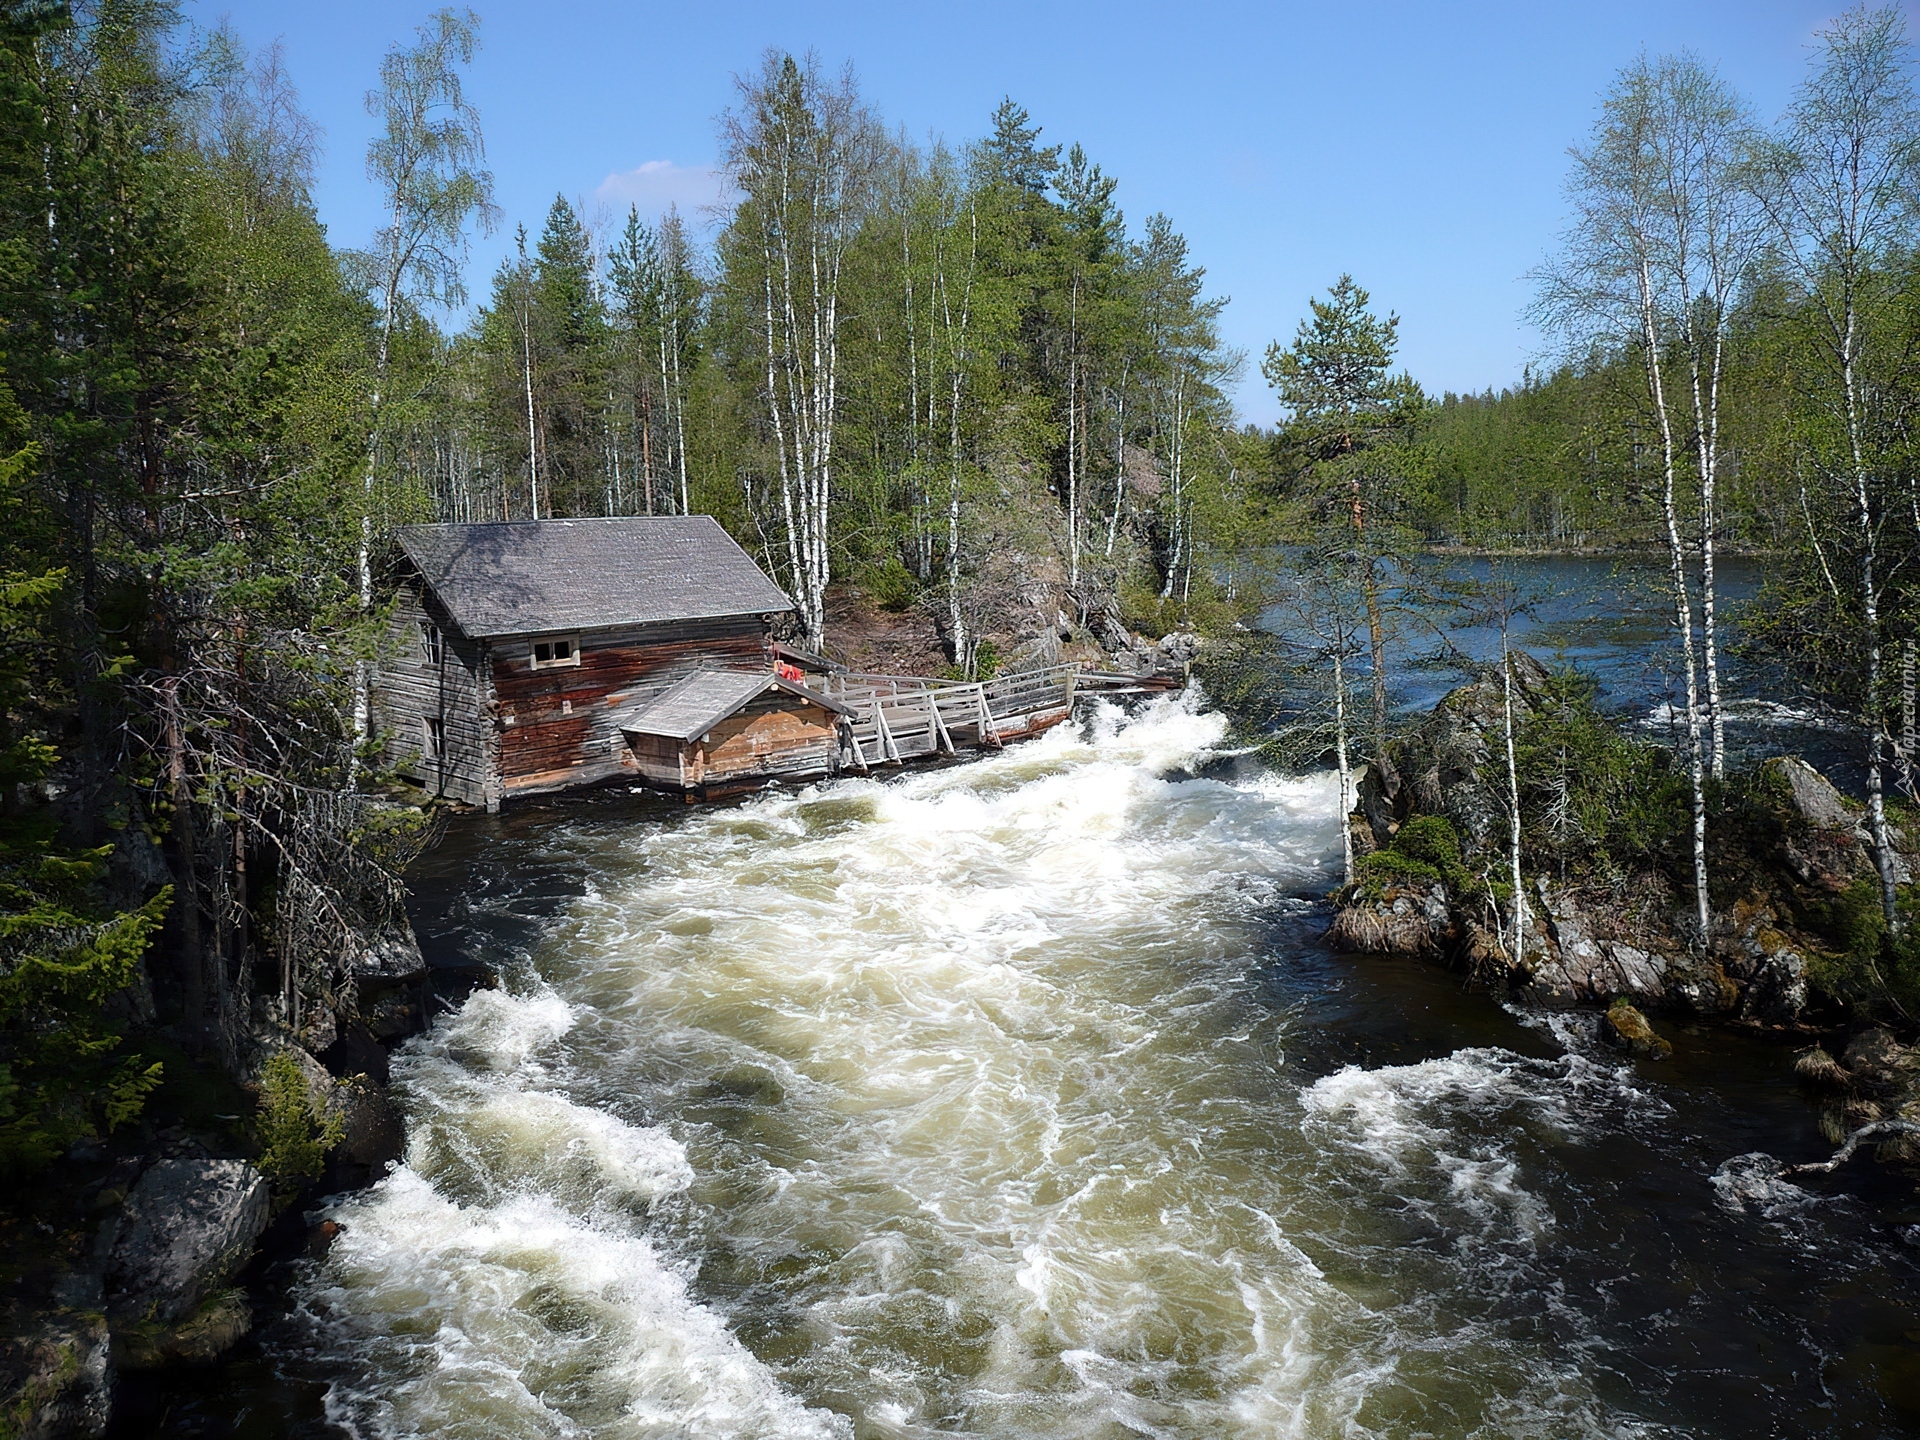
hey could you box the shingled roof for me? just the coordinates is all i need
[395,517,794,638]
[615,670,851,743]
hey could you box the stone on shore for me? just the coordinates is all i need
[105,1159,269,1328]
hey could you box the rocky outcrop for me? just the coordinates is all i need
[1515,879,1679,1008]
[1764,756,1911,890]
[1325,657,1917,1040]
[1103,625,1205,679]
[104,1159,269,1329]
[1367,652,1552,855]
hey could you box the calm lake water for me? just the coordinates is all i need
[126,562,1920,1438]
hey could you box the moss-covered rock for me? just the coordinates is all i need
[0,1310,111,1439]
[114,1289,250,1372]
[1601,999,1673,1060]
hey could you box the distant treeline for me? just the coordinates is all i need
[1415,264,1920,553]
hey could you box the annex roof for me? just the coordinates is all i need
[615,669,852,744]
[395,517,794,639]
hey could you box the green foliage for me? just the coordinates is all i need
[1392,814,1465,875]
[0,433,169,1174]
[254,1050,343,1187]
[1119,584,1174,639]
[1190,634,1294,740]
[1355,849,1443,894]
[1799,880,1920,1019]
[1264,274,1427,545]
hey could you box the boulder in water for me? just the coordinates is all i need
[1601,1000,1672,1060]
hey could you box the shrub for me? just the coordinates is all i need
[1514,668,1686,875]
[1354,815,1473,899]
[1392,814,1464,874]
[255,1050,342,1188]
[860,558,919,613]
[1799,879,1920,1019]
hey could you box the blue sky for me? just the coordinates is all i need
[205,0,1880,422]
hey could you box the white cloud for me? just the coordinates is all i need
[595,160,730,220]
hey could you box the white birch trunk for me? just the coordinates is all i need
[939,206,976,675]
[1334,644,1353,888]
[1685,318,1729,779]
[351,287,398,785]
[1844,332,1901,933]
[1106,360,1129,560]
[521,292,540,520]
[1502,640,1527,967]
[1639,262,1713,940]
[1159,371,1186,600]
[1066,278,1080,594]
[1899,639,1917,803]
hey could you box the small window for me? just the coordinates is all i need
[421,715,444,760]
[530,634,582,670]
[419,621,443,666]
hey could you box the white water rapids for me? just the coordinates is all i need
[290,693,1903,1438]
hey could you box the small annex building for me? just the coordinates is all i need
[375,516,839,808]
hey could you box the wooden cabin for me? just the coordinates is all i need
[375,516,816,808]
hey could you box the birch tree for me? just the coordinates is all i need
[1753,4,1919,933]
[1270,566,1368,887]
[722,52,883,649]
[936,198,979,673]
[658,207,701,516]
[1643,55,1766,780]
[353,8,494,770]
[1537,64,1715,941]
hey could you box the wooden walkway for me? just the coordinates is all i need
[814,662,1176,772]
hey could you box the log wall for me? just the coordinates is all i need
[490,616,770,799]
[375,584,495,807]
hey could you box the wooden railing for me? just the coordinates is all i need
[816,660,1171,771]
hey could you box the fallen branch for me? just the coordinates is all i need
[1784,1119,1920,1175]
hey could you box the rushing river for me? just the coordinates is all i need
[195,690,1920,1439]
